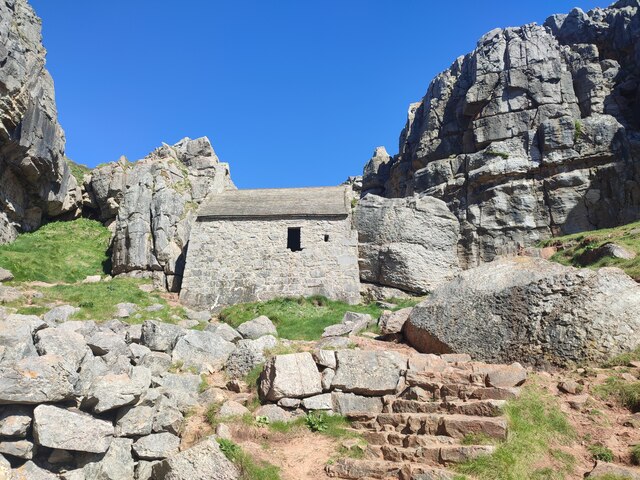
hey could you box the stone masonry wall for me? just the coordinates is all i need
[180,216,360,310]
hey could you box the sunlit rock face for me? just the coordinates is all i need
[0,0,81,244]
[363,1,640,267]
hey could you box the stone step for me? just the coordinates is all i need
[325,458,458,480]
[376,413,507,440]
[359,430,459,448]
[371,444,495,466]
[391,398,505,417]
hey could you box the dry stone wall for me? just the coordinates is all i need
[181,216,360,310]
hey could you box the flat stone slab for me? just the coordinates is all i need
[133,432,180,460]
[33,405,113,453]
[152,437,238,480]
[331,350,407,395]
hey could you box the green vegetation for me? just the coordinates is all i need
[631,444,640,465]
[66,157,91,183]
[244,364,264,392]
[574,119,583,142]
[539,220,640,281]
[305,411,328,432]
[588,444,614,462]
[461,432,496,446]
[220,295,420,341]
[216,438,281,480]
[205,403,221,427]
[456,384,575,480]
[605,346,640,368]
[0,219,110,283]
[593,376,640,412]
[589,475,636,480]
[8,277,185,323]
[485,149,510,159]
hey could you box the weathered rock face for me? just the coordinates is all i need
[355,194,461,294]
[0,0,81,244]
[404,257,640,366]
[84,137,234,291]
[364,1,640,267]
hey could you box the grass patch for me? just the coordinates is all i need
[217,438,281,480]
[220,295,383,341]
[588,444,614,462]
[485,149,510,159]
[456,383,575,480]
[605,347,640,368]
[593,376,640,412]
[304,412,355,439]
[205,403,221,427]
[539,220,640,281]
[66,157,91,184]
[632,444,640,465]
[0,219,110,283]
[574,119,583,142]
[9,277,185,323]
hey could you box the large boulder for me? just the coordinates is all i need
[331,350,407,395]
[0,0,81,244]
[171,330,236,373]
[258,352,322,402]
[404,257,640,366]
[0,355,75,404]
[33,405,113,453]
[98,137,235,291]
[356,194,460,294]
[363,2,640,265]
[151,436,238,480]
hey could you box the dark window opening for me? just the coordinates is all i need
[324,234,330,242]
[287,227,302,252]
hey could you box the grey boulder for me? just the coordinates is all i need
[33,405,113,453]
[171,330,236,373]
[236,316,277,340]
[141,321,185,353]
[151,436,238,480]
[133,432,180,460]
[331,350,407,395]
[404,257,640,366]
[0,355,75,404]
[259,352,322,401]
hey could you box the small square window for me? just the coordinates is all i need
[287,227,302,252]
[324,234,330,242]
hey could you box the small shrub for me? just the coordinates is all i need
[594,377,640,412]
[574,119,583,141]
[217,438,241,458]
[244,364,264,392]
[198,375,209,393]
[588,444,614,462]
[205,403,221,427]
[255,416,270,427]
[631,444,640,465]
[305,412,328,433]
[485,149,510,159]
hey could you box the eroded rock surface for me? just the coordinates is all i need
[404,257,640,366]
[0,0,81,244]
[83,137,234,291]
[363,2,640,267]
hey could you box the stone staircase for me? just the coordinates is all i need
[326,354,526,480]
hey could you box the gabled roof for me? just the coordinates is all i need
[197,186,351,219]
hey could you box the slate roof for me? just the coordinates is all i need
[197,186,351,219]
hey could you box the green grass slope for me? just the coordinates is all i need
[220,296,419,341]
[540,221,640,281]
[0,219,111,283]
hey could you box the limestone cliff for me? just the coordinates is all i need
[0,0,81,243]
[83,137,235,291]
[364,0,640,268]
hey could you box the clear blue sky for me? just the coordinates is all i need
[31,0,608,188]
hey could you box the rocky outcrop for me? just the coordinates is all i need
[355,194,461,294]
[404,257,640,366]
[0,0,81,244]
[83,137,234,291]
[363,1,640,267]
